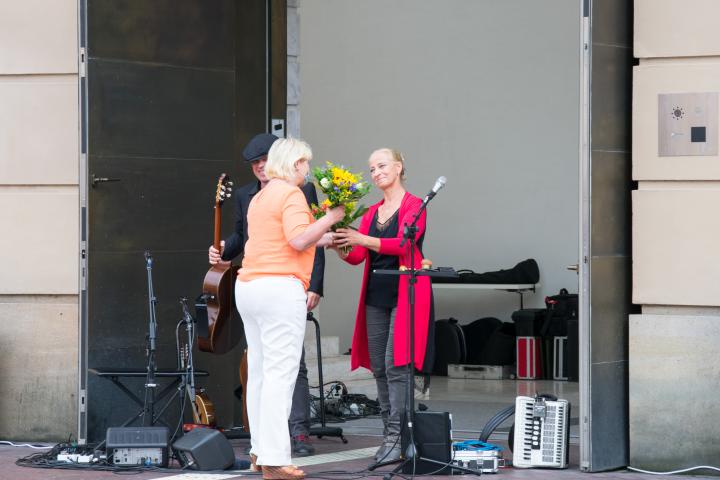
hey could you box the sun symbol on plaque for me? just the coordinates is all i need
[671,106,685,120]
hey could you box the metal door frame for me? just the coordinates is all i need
[578,0,592,470]
[77,0,89,445]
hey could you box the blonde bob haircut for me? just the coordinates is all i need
[265,137,313,182]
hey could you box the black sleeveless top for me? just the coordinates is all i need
[365,209,400,308]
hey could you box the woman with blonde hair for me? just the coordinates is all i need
[236,137,344,479]
[331,148,434,463]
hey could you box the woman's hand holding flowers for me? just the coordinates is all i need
[326,205,346,225]
[317,232,336,248]
[310,162,372,254]
[334,227,366,249]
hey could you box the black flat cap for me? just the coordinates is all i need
[242,133,279,162]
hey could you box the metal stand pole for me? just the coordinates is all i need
[143,251,159,426]
[308,312,347,443]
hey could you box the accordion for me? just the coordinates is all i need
[512,395,570,469]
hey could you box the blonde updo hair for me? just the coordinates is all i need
[373,148,406,180]
[265,137,313,182]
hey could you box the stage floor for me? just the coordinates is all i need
[1,378,713,479]
[1,435,716,480]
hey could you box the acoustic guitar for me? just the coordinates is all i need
[193,389,216,427]
[180,343,216,427]
[199,174,241,354]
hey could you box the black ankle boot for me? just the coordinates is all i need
[374,434,401,463]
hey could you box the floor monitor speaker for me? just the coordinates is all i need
[173,428,234,470]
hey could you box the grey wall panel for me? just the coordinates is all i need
[300,0,581,347]
[590,256,630,364]
[88,0,235,69]
[590,360,628,470]
[586,0,634,470]
[88,156,251,252]
[591,151,632,257]
[236,0,269,153]
[88,60,235,160]
[88,252,208,351]
[592,0,633,47]
[88,251,245,357]
[591,44,633,151]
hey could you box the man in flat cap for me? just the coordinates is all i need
[208,133,322,456]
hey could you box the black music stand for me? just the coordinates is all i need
[308,312,347,443]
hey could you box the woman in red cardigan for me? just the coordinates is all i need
[332,148,434,463]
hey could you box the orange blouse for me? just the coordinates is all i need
[238,180,315,290]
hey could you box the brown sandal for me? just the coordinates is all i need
[262,465,306,480]
[249,453,261,472]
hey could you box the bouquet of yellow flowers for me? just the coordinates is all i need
[310,162,372,236]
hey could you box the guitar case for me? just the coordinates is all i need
[432,318,467,375]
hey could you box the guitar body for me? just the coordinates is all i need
[199,263,240,354]
[193,390,216,427]
[239,349,250,433]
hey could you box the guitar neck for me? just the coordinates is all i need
[213,204,222,251]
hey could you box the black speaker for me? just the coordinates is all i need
[400,411,453,474]
[173,428,235,470]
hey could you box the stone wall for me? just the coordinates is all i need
[631,0,720,469]
[0,0,80,441]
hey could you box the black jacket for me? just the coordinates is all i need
[221,181,325,296]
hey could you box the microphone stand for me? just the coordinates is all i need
[179,297,200,424]
[369,196,479,478]
[143,251,159,426]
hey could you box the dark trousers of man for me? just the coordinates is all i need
[289,348,310,437]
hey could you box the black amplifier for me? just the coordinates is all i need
[106,426,169,467]
[400,411,453,475]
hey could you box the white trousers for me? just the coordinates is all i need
[235,276,307,466]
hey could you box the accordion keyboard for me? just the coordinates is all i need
[512,395,569,469]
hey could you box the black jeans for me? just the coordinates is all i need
[365,305,408,437]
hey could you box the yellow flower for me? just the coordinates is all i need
[322,198,332,208]
[331,167,358,186]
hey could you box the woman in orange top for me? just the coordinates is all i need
[236,138,344,480]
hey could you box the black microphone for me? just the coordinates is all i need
[422,176,447,206]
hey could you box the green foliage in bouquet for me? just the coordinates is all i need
[310,162,372,230]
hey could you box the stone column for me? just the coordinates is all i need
[631,0,720,469]
[0,0,80,441]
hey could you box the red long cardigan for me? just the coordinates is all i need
[343,192,433,371]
